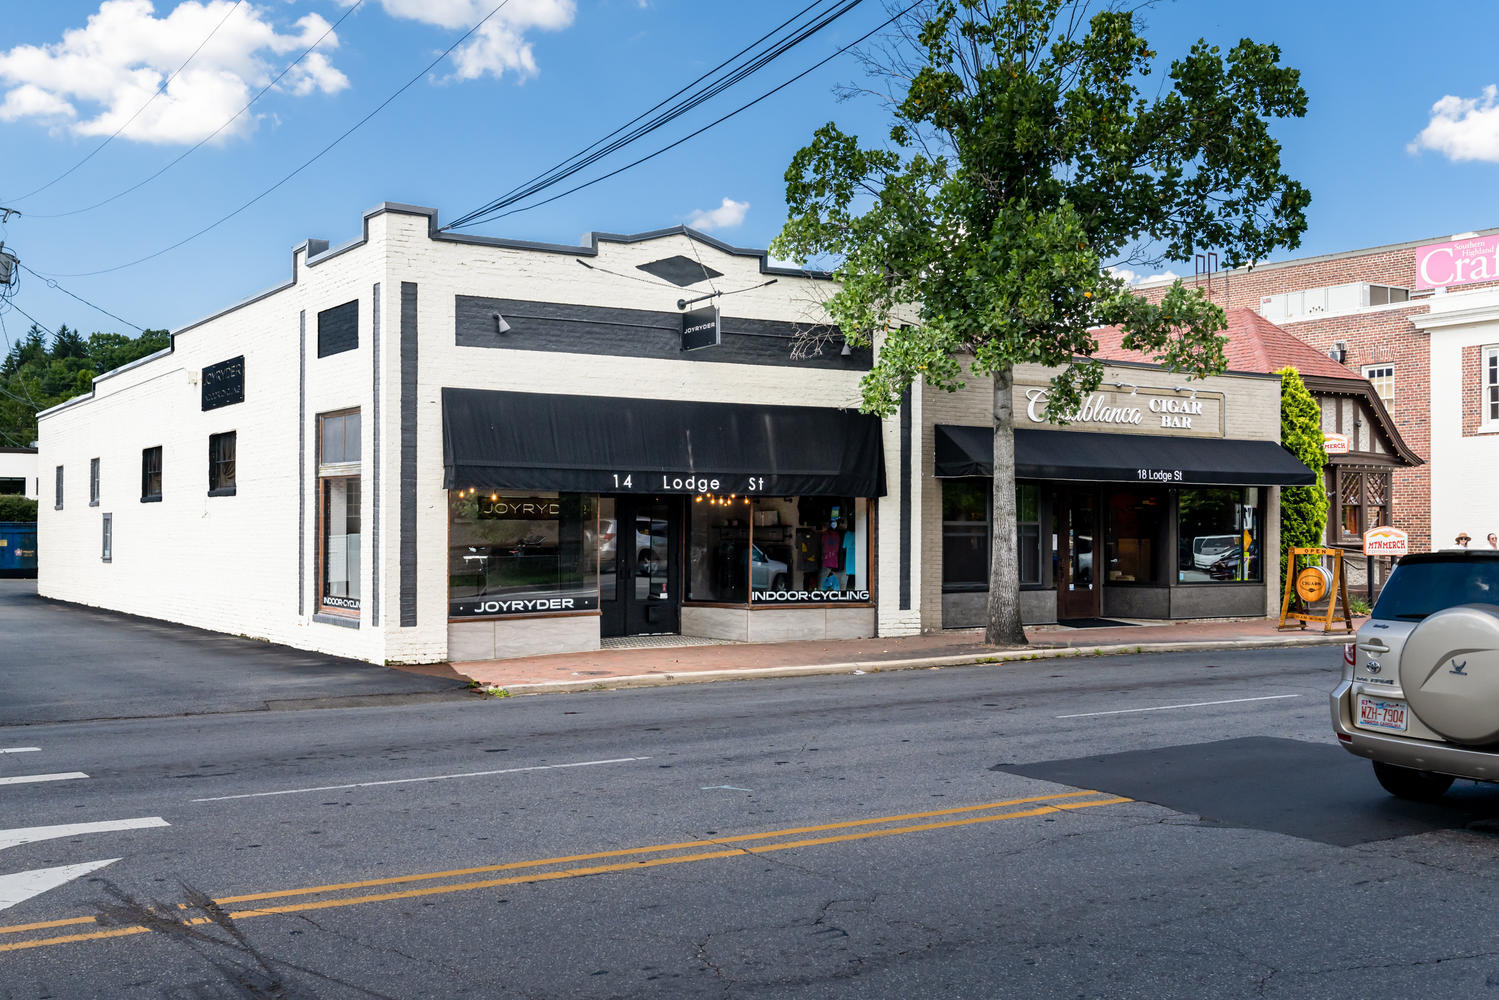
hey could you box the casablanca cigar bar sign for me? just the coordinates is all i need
[1017,385,1224,438]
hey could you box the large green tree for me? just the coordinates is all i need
[0,323,168,447]
[772,0,1310,644]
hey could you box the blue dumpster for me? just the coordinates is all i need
[0,522,37,578]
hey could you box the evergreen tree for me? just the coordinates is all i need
[1276,365,1328,582]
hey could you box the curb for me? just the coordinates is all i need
[477,633,1351,697]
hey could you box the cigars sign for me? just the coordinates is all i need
[1017,385,1224,438]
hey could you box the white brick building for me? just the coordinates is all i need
[37,204,1312,663]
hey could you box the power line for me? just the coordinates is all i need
[29,1,365,221]
[443,0,867,232]
[17,263,144,332]
[453,0,922,230]
[36,0,516,279]
[443,0,853,231]
[9,1,247,204]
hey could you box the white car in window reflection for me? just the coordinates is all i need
[1192,534,1241,571]
[750,545,789,591]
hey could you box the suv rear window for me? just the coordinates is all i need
[1373,558,1499,620]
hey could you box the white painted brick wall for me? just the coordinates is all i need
[0,451,38,499]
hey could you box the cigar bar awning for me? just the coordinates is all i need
[934,425,1316,486]
[443,388,886,496]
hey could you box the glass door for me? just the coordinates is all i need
[1057,489,1100,620]
[600,495,681,637]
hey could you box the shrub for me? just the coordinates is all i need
[0,494,37,522]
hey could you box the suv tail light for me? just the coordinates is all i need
[1343,643,1356,666]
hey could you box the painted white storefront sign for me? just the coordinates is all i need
[1018,385,1224,437]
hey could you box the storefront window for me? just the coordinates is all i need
[1177,487,1262,583]
[317,410,360,615]
[687,495,748,603]
[941,481,1041,590]
[1106,491,1164,584]
[686,495,871,604]
[448,492,598,618]
[749,496,867,603]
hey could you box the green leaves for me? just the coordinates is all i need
[1276,366,1329,580]
[774,1,1308,422]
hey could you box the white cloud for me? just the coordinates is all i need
[1411,85,1499,162]
[1108,265,1179,286]
[686,197,749,231]
[0,1,349,145]
[359,0,576,81]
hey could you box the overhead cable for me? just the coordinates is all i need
[443,0,860,231]
[38,0,517,279]
[9,1,247,204]
[29,1,365,220]
[18,264,144,332]
[452,0,922,230]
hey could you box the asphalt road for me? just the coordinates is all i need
[0,581,468,724]
[6,598,1499,998]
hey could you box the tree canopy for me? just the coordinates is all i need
[772,0,1310,643]
[0,323,169,447]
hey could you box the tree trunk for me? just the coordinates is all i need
[987,363,1027,646]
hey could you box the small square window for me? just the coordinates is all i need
[141,446,163,502]
[1362,364,1394,404]
[208,432,237,496]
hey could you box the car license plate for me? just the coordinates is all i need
[1357,695,1408,733]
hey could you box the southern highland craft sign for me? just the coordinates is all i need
[1017,385,1224,438]
[1415,234,1499,290]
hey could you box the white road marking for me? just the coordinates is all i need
[0,748,41,754]
[191,755,654,803]
[0,859,119,912]
[1056,694,1302,719]
[0,817,170,852]
[0,772,88,786]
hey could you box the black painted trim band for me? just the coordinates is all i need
[399,282,418,628]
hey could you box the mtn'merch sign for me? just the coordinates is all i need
[1363,526,1409,558]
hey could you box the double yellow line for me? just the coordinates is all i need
[0,789,1128,954]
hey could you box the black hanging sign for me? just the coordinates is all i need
[201,355,245,411]
[680,305,720,352]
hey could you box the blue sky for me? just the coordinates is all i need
[2,0,1499,341]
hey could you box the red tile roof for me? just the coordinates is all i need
[1088,308,1362,380]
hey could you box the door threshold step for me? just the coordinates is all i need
[600,635,743,650]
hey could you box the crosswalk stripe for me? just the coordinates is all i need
[0,861,118,913]
[0,773,88,786]
[0,818,169,853]
[0,748,42,755]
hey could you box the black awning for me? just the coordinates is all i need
[935,425,1315,486]
[443,388,886,496]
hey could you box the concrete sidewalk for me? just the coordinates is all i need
[451,616,1356,695]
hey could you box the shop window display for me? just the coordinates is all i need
[448,491,599,617]
[1105,491,1164,584]
[686,496,869,604]
[1176,487,1262,583]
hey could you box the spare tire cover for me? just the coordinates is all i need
[1400,604,1499,744]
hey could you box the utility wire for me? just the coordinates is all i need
[452,0,922,230]
[29,1,364,220]
[18,264,144,332]
[9,1,246,204]
[4,301,55,339]
[38,0,516,279]
[443,0,853,231]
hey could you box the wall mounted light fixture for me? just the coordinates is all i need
[491,311,511,335]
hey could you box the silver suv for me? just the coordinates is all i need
[1332,550,1499,800]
